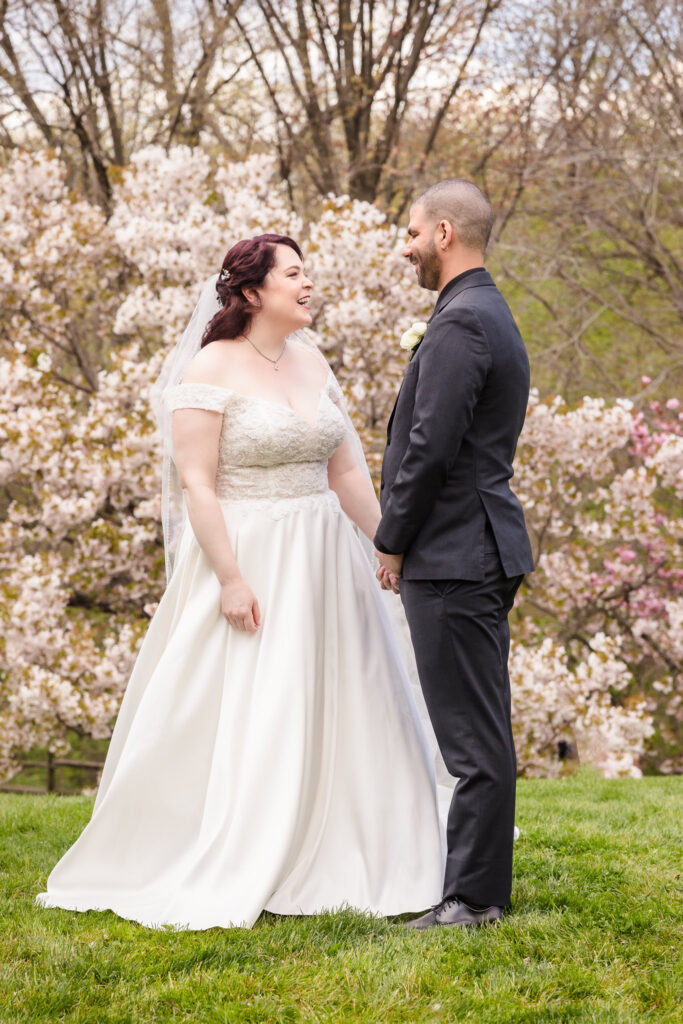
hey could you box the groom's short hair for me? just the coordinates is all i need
[416,180,494,254]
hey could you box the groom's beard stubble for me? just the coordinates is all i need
[415,240,440,291]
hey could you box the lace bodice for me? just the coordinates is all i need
[164,372,347,511]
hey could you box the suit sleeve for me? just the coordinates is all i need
[374,307,491,555]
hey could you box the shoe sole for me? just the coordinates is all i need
[439,916,502,928]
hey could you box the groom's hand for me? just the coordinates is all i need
[375,550,404,593]
[375,550,404,576]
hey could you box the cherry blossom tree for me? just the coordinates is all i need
[0,147,679,783]
[512,391,682,776]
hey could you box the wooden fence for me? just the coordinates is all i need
[0,752,104,795]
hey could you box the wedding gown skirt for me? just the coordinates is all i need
[37,375,445,929]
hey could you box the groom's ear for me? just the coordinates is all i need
[437,219,455,251]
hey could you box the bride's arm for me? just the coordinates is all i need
[327,436,381,543]
[172,408,260,632]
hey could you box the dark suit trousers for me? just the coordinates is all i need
[400,547,523,908]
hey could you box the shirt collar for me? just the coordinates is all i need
[436,266,485,307]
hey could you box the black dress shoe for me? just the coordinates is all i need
[404,897,503,930]
[436,897,503,928]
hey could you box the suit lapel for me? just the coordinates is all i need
[386,389,400,440]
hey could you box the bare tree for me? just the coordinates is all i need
[225,0,503,204]
[528,0,683,398]
[1,0,678,397]
[0,0,247,209]
[432,0,683,399]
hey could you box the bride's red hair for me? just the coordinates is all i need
[201,234,303,348]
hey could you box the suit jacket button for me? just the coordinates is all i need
[380,481,385,490]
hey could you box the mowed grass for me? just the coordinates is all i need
[1,773,681,1023]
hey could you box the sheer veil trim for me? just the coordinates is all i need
[151,276,222,581]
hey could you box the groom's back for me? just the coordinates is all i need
[446,279,530,488]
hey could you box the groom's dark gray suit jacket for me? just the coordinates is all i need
[374,267,534,581]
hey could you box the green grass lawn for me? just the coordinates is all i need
[1,773,681,1023]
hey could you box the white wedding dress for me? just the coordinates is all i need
[37,368,445,929]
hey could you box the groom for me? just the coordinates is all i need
[374,179,534,929]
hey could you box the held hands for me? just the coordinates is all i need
[376,565,400,594]
[220,577,261,633]
[375,550,404,595]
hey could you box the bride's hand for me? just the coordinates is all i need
[220,578,261,633]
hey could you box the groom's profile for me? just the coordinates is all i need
[374,179,534,929]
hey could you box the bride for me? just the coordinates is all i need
[37,233,445,930]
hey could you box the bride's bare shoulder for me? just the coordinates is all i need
[181,340,242,385]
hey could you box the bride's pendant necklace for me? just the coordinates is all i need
[241,333,287,371]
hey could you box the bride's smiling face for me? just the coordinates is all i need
[251,245,313,331]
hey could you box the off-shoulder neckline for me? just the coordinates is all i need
[168,367,335,429]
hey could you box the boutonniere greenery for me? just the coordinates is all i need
[399,321,428,354]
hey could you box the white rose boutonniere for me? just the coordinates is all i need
[399,321,428,352]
